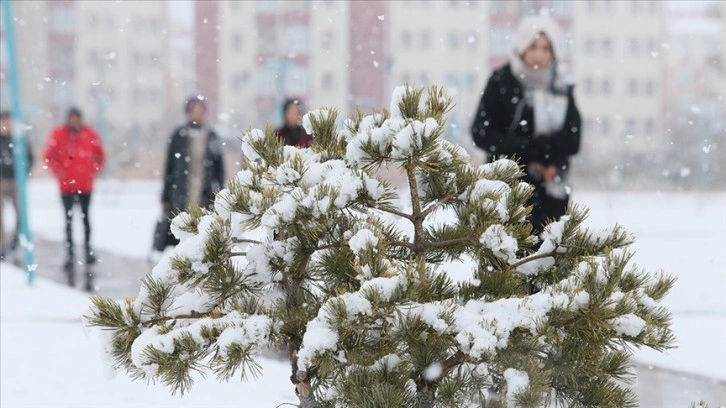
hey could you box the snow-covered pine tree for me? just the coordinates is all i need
[85,85,675,407]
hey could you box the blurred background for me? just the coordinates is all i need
[1,0,724,191]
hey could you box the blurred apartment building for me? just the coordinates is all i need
[194,1,677,170]
[1,0,170,175]
[2,0,723,183]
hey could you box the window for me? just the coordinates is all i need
[625,118,637,135]
[149,89,159,103]
[644,118,654,135]
[584,38,595,55]
[644,79,654,96]
[647,38,658,54]
[50,6,75,33]
[627,78,638,95]
[447,31,458,49]
[88,13,98,28]
[50,44,74,71]
[322,72,334,91]
[284,65,309,96]
[150,52,159,66]
[584,77,594,95]
[322,31,333,49]
[602,37,612,56]
[232,33,243,52]
[628,38,639,56]
[258,27,277,51]
[285,25,309,53]
[132,52,142,68]
[232,71,248,91]
[402,31,412,48]
[52,80,74,104]
[601,77,611,95]
[601,117,611,135]
[420,30,432,49]
[88,50,99,65]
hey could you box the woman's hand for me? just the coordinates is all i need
[530,162,559,182]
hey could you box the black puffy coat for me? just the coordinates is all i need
[470,63,581,231]
[161,124,225,212]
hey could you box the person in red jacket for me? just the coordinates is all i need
[43,107,106,274]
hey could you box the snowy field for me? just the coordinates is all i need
[1,179,724,406]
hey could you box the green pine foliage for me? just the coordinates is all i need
[84,85,675,407]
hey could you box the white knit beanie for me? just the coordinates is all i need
[512,15,563,59]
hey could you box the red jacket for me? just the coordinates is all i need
[43,125,106,194]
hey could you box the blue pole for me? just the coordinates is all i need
[2,0,36,285]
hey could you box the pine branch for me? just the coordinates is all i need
[232,238,263,245]
[141,310,218,328]
[230,251,248,257]
[376,205,414,221]
[421,193,459,218]
[424,237,477,252]
[510,249,560,269]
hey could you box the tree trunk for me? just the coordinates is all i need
[296,380,318,408]
[416,387,435,408]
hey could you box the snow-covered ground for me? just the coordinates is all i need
[2,179,724,407]
[0,264,297,408]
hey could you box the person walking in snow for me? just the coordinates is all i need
[43,107,106,272]
[154,96,225,253]
[470,15,581,233]
[275,98,313,147]
[0,110,34,260]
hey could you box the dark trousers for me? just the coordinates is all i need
[529,184,568,235]
[61,193,92,256]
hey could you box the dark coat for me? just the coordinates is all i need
[0,135,33,180]
[161,124,225,212]
[275,125,313,147]
[470,63,581,231]
[471,63,581,168]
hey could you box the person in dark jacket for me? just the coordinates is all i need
[275,98,313,147]
[43,107,106,271]
[156,96,225,252]
[0,110,33,259]
[471,15,581,233]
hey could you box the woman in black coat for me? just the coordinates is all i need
[471,16,581,233]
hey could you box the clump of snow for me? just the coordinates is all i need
[570,291,590,311]
[348,228,379,255]
[240,128,266,162]
[301,109,332,135]
[297,319,340,370]
[609,313,647,337]
[480,224,518,264]
[422,362,443,381]
[390,85,408,119]
[503,368,530,405]
[216,315,272,357]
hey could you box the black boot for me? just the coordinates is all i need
[64,254,76,287]
[84,269,95,293]
[85,247,98,265]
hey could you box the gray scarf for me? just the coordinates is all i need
[509,54,569,137]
